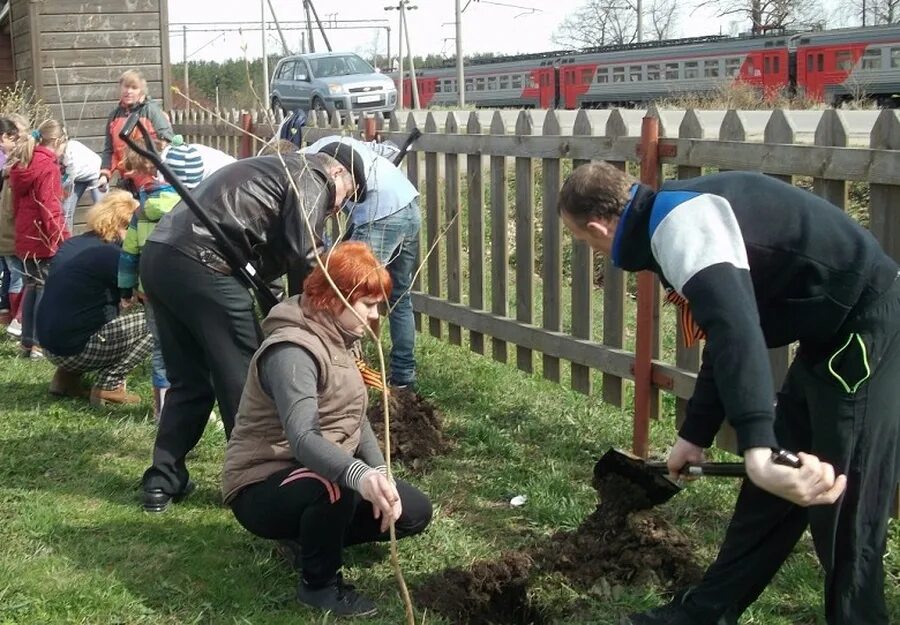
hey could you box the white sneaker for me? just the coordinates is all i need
[6,319,22,337]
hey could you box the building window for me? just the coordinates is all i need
[646,64,660,80]
[704,60,720,78]
[665,62,679,79]
[684,61,699,79]
[596,67,609,83]
[861,47,882,70]
[725,58,741,76]
[613,66,625,82]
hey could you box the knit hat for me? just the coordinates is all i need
[317,141,368,203]
[163,143,204,189]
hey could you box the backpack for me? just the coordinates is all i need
[278,109,307,148]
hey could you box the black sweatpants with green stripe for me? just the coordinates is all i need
[684,276,900,625]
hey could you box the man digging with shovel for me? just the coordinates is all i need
[558,162,900,625]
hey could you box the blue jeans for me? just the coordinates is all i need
[350,200,421,385]
[1,256,24,309]
[62,179,104,233]
[144,301,170,389]
[21,257,50,349]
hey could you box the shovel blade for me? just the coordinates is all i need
[593,448,682,508]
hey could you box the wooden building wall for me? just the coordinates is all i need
[0,17,15,89]
[9,0,171,152]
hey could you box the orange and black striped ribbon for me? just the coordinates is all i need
[356,359,387,392]
[665,290,706,348]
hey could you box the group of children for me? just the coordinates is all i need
[0,109,234,417]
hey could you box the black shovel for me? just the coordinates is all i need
[593,447,802,508]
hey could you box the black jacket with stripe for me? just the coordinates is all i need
[612,171,898,453]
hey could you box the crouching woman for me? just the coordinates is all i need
[222,241,432,618]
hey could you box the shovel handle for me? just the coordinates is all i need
[644,462,746,477]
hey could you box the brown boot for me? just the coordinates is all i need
[49,368,89,398]
[90,383,141,406]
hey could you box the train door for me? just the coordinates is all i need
[538,68,557,108]
[560,64,596,109]
[761,50,787,94]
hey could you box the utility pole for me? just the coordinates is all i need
[183,25,190,110]
[455,0,464,106]
[385,2,404,107]
[636,0,642,42]
[304,0,316,52]
[267,0,291,55]
[401,2,420,109]
[261,0,270,108]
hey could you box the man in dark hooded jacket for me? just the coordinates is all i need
[140,149,367,513]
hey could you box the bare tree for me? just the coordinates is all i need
[693,0,824,34]
[552,0,676,47]
[843,0,900,25]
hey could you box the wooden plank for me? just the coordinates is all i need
[515,111,535,374]
[444,113,463,346]
[869,110,900,262]
[40,14,162,32]
[43,81,161,104]
[39,0,160,14]
[467,112,486,355]
[28,1,41,98]
[65,117,112,140]
[541,111,563,383]
[490,111,509,364]
[160,0,172,110]
[812,109,849,209]
[602,157,628,407]
[570,110,594,394]
[412,293,635,379]
[405,113,423,331]
[424,113,442,339]
[42,47,161,69]
[42,65,162,85]
[41,31,161,50]
[49,100,120,121]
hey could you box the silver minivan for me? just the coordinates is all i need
[270,52,398,117]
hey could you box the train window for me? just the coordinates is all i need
[646,64,660,80]
[836,51,853,71]
[499,75,510,89]
[435,82,442,93]
[818,54,824,71]
[684,61,699,79]
[512,74,523,88]
[475,77,485,90]
[446,79,456,92]
[629,65,642,81]
[773,56,780,73]
[704,60,720,78]
[581,68,594,83]
[613,66,625,82]
[596,67,609,83]
[807,54,814,72]
[892,48,900,68]
[487,77,498,90]
[861,48,882,70]
[665,62,679,79]
[465,78,473,92]
[764,57,771,73]
[725,58,741,76]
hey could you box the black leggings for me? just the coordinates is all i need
[230,466,433,587]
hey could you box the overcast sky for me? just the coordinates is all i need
[167,0,850,64]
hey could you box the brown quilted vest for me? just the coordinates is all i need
[222,295,368,503]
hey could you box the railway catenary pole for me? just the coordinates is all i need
[456,0,465,106]
[401,1,421,108]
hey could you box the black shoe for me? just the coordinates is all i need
[141,480,196,513]
[622,601,737,625]
[273,538,303,571]
[297,574,377,617]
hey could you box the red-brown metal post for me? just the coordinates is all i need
[239,112,254,159]
[363,114,377,141]
[633,116,661,458]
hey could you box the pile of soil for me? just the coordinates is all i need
[414,552,545,625]
[367,388,450,470]
[537,474,703,592]
[415,474,702,623]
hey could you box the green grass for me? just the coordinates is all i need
[1,333,898,625]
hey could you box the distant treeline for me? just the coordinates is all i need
[171,52,502,110]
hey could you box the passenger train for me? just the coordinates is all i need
[391,24,900,108]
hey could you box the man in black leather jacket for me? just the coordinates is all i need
[139,150,365,513]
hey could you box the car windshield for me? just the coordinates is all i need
[309,55,374,78]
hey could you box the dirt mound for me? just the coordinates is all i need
[538,473,702,592]
[414,552,545,625]
[367,388,450,470]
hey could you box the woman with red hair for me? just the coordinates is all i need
[222,241,432,618]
